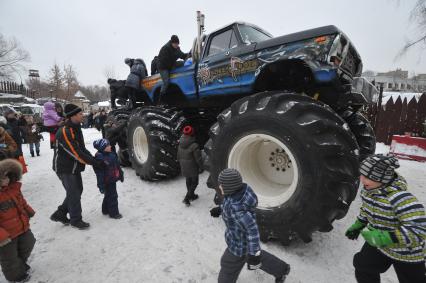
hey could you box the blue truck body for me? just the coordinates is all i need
[138,23,364,109]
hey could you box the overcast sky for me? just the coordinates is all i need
[0,0,424,86]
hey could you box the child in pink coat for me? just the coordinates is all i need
[42,101,63,148]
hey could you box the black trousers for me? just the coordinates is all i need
[102,183,119,217]
[218,249,289,283]
[353,242,426,283]
[57,173,84,224]
[0,230,36,281]
[185,176,199,199]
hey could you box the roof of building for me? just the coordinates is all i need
[74,90,87,99]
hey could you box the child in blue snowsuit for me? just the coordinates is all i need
[93,139,124,219]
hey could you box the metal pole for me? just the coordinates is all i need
[375,84,384,131]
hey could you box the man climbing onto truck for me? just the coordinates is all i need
[157,35,188,104]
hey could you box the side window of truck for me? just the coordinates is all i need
[207,29,233,57]
[229,31,238,49]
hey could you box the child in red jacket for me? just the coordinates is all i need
[0,159,36,282]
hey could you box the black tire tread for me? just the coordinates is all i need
[205,91,360,244]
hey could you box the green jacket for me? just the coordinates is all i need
[358,174,426,262]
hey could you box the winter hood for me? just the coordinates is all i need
[43,101,55,111]
[0,159,22,181]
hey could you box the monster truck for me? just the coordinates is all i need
[107,12,377,244]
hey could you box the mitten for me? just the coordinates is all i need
[0,238,11,247]
[247,251,262,270]
[361,227,394,248]
[210,206,221,218]
[345,220,366,240]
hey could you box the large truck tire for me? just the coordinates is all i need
[343,111,376,161]
[205,91,360,244]
[127,107,185,181]
[107,109,132,166]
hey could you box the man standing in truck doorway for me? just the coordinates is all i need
[157,35,188,105]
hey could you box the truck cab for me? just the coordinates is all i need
[140,21,365,111]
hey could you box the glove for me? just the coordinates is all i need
[210,206,221,218]
[98,185,105,194]
[345,220,366,240]
[361,227,394,248]
[247,251,262,270]
[0,238,11,247]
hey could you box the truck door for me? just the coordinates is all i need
[197,28,241,98]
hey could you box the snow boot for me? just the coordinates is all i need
[8,273,30,283]
[110,214,123,219]
[36,151,40,156]
[182,197,190,207]
[71,220,90,230]
[189,194,199,201]
[50,210,70,225]
[275,264,291,283]
[30,152,34,157]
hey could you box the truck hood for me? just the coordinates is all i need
[255,25,340,51]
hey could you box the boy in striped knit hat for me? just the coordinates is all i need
[346,154,426,283]
[216,168,290,283]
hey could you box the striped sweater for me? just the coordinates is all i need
[358,174,426,263]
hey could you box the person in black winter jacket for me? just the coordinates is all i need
[108,79,127,109]
[157,35,188,104]
[177,125,203,206]
[104,116,127,152]
[4,110,23,158]
[50,104,104,230]
[125,58,148,108]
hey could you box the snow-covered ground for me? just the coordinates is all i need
[2,130,425,283]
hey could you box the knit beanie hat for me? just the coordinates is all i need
[171,35,180,44]
[183,125,194,136]
[93,139,110,152]
[360,154,400,184]
[64,104,82,118]
[218,168,243,196]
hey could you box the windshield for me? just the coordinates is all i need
[18,106,34,115]
[238,25,272,44]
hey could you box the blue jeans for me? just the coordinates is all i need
[102,183,119,217]
[29,142,40,154]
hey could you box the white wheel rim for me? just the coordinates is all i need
[228,134,299,209]
[133,126,149,164]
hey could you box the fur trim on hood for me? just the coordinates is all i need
[0,159,22,182]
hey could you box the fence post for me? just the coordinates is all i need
[374,85,384,131]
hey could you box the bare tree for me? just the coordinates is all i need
[63,64,79,101]
[0,33,30,80]
[399,0,426,55]
[48,62,64,99]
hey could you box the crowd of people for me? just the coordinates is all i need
[0,34,425,282]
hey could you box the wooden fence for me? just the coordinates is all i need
[0,81,33,97]
[366,93,426,144]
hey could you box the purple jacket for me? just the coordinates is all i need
[43,101,62,127]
